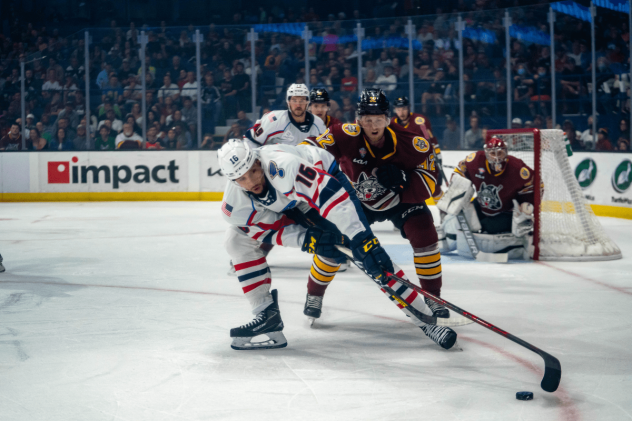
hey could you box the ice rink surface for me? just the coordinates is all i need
[0,201,631,421]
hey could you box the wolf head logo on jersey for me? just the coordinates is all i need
[354,172,386,201]
[477,182,503,210]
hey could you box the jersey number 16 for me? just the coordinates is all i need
[296,164,317,187]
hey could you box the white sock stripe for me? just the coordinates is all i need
[415,261,442,269]
[414,249,440,257]
[311,264,338,277]
[316,255,340,267]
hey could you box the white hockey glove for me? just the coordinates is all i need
[512,199,534,238]
[436,175,475,215]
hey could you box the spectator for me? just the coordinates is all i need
[364,68,378,89]
[201,72,222,135]
[464,116,483,149]
[115,123,143,149]
[232,62,251,112]
[442,116,460,150]
[200,133,220,150]
[165,127,179,150]
[72,125,89,150]
[41,69,62,97]
[55,101,80,132]
[144,127,163,150]
[181,96,198,136]
[617,137,630,151]
[375,65,397,94]
[580,116,596,150]
[124,114,142,135]
[50,128,73,151]
[95,125,116,150]
[96,62,112,89]
[103,74,124,102]
[220,69,238,119]
[340,68,358,93]
[56,117,76,142]
[264,48,282,72]
[174,125,192,149]
[422,68,450,116]
[0,123,25,151]
[181,71,198,101]
[530,66,551,116]
[564,120,584,151]
[99,110,123,134]
[616,119,630,148]
[98,98,123,121]
[236,110,253,132]
[158,75,180,102]
[30,128,48,150]
[222,122,243,144]
[596,128,613,151]
[513,63,533,117]
[36,121,52,142]
[123,75,143,103]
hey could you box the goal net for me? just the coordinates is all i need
[487,128,622,261]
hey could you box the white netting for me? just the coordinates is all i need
[494,129,621,261]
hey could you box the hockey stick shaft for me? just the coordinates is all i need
[457,211,508,263]
[335,246,472,328]
[382,269,561,392]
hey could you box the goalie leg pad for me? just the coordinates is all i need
[436,175,475,215]
[457,231,526,259]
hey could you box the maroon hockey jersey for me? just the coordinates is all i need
[304,122,439,211]
[454,150,535,216]
[391,112,440,154]
[324,115,342,128]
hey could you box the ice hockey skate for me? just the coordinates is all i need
[230,289,287,350]
[303,293,323,326]
[425,297,450,318]
[420,323,457,350]
[337,259,350,272]
[0,254,4,273]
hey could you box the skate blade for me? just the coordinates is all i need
[308,317,316,327]
[231,332,287,350]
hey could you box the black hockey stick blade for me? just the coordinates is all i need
[384,270,562,392]
[540,354,562,392]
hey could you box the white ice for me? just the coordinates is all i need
[1,202,631,421]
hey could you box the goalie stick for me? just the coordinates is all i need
[336,247,562,393]
[457,211,509,263]
[335,246,472,328]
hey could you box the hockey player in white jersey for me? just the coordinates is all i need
[244,83,327,147]
[219,139,458,351]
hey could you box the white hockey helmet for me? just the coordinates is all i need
[286,83,309,102]
[218,139,258,181]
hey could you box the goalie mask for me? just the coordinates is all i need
[484,137,508,173]
[218,138,258,181]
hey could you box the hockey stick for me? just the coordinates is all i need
[335,246,472,328]
[457,211,508,263]
[375,267,561,393]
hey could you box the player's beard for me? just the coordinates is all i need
[290,105,306,120]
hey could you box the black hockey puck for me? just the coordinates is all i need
[516,391,534,401]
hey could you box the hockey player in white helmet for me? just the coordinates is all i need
[244,83,327,147]
[218,139,457,351]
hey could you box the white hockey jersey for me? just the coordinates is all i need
[221,144,366,247]
[244,110,327,147]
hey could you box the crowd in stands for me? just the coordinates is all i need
[0,1,631,152]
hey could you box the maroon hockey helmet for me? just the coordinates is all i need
[484,136,508,172]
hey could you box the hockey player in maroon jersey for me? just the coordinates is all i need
[391,96,445,202]
[303,88,451,320]
[436,136,536,258]
[308,88,342,128]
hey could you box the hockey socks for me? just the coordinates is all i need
[307,255,341,297]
